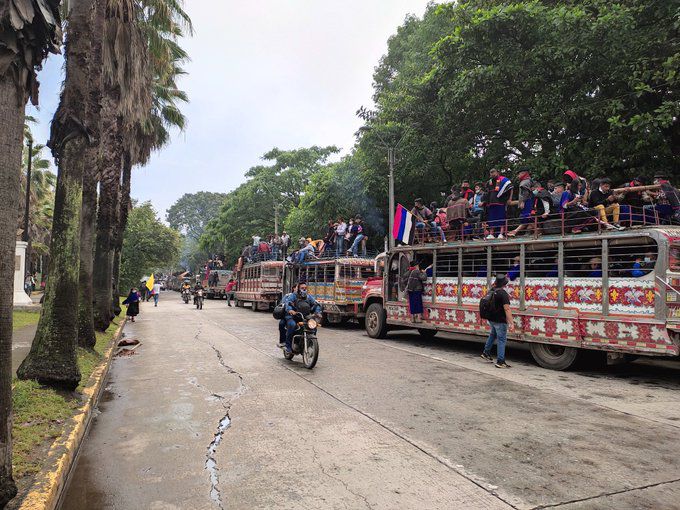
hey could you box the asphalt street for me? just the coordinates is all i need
[60,293,680,510]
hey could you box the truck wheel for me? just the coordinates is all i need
[530,343,579,371]
[365,303,387,339]
[251,301,258,312]
[418,328,437,339]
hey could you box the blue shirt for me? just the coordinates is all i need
[507,264,520,281]
[284,293,322,319]
[631,262,644,278]
[588,269,603,278]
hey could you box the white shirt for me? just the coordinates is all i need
[252,235,261,246]
[336,222,347,236]
[152,283,161,294]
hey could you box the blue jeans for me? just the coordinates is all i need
[285,317,298,351]
[483,321,507,363]
[350,234,365,256]
[153,293,159,306]
[272,246,280,260]
[278,319,286,345]
[336,237,345,257]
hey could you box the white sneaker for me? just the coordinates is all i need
[496,234,505,240]
[485,234,495,240]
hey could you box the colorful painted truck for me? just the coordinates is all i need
[363,227,680,370]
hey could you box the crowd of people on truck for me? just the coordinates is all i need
[237,215,372,267]
[409,169,680,242]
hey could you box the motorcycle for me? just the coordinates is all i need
[182,288,191,304]
[194,289,204,310]
[282,310,320,369]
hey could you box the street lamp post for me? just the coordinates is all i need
[23,137,32,243]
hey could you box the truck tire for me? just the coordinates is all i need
[530,343,579,371]
[251,301,258,312]
[365,303,387,339]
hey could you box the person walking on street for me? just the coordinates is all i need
[152,280,161,307]
[123,288,141,322]
[481,275,513,368]
[403,261,427,323]
[225,278,236,307]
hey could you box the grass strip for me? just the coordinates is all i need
[12,311,40,331]
[11,317,121,481]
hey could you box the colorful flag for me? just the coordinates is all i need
[393,204,415,245]
[146,274,155,292]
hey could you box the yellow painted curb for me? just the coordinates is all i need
[16,319,127,510]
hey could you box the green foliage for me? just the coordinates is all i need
[166,191,227,241]
[359,0,680,205]
[120,202,180,292]
[200,146,339,263]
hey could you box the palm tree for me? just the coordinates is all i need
[95,0,192,329]
[18,0,101,388]
[0,1,62,504]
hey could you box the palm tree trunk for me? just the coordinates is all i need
[0,73,22,509]
[111,152,132,316]
[77,158,97,349]
[17,0,96,389]
[92,93,121,331]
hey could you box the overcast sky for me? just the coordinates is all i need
[28,0,433,217]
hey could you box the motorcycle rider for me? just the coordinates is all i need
[181,280,191,301]
[283,282,321,355]
[193,282,204,305]
[278,284,297,348]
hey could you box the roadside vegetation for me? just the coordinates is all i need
[11,312,40,332]
[11,318,120,491]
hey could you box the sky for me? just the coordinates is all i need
[28,0,433,218]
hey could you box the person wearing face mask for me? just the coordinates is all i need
[632,252,655,277]
[283,282,322,355]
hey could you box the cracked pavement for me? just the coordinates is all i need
[60,296,680,509]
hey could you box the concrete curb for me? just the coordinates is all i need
[16,318,127,510]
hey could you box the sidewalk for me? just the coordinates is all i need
[12,325,37,375]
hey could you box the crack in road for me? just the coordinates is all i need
[192,324,247,509]
[311,446,372,510]
[206,316,518,510]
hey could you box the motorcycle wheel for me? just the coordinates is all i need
[302,334,319,369]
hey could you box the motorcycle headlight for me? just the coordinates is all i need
[307,319,318,329]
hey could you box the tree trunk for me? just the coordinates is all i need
[77,157,97,349]
[0,74,22,509]
[92,93,122,331]
[110,152,131,316]
[17,0,95,389]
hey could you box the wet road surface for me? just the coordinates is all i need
[60,296,680,509]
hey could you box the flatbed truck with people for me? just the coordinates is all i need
[362,226,680,370]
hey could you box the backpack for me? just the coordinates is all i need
[479,289,498,320]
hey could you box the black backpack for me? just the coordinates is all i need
[479,289,498,320]
[273,303,285,320]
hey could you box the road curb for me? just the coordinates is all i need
[16,318,127,510]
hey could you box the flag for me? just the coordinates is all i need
[393,204,415,245]
[146,274,155,292]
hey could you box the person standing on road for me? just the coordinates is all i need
[225,278,236,307]
[123,288,141,322]
[403,261,427,323]
[481,275,513,368]
[152,280,161,307]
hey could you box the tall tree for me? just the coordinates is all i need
[167,192,227,241]
[0,0,63,504]
[18,0,100,388]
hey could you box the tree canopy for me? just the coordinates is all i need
[120,202,180,292]
[167,191,227,241]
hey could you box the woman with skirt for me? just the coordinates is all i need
[404,261,427,323]
[122,287,141,322]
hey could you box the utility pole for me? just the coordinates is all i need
[388,147,395,250]
[274,202,279,235]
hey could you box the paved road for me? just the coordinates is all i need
[60,296,680,509]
